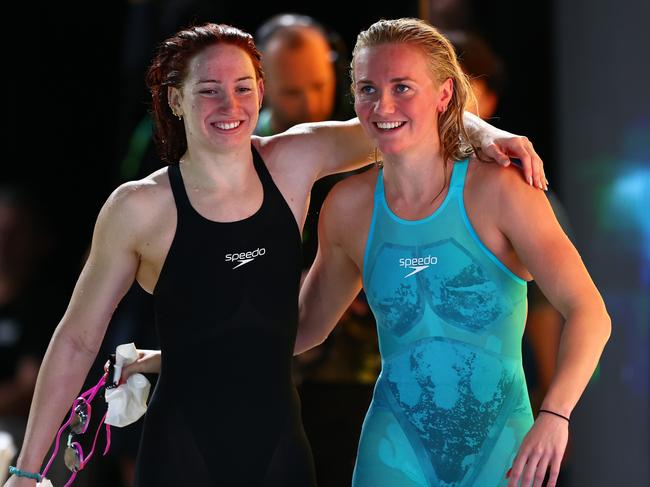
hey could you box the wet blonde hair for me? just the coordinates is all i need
[351,18,477,164]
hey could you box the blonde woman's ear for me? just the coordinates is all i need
[437,78,454,112]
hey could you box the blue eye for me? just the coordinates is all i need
[359,85,375,95]
[236,86,252,93]
[395,84,410,93]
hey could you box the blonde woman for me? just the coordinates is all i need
[296,18,610,487]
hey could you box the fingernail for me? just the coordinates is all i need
[527,176,533,186]
[506,467,512,479]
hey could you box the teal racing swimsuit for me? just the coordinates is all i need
[353,160,533,487]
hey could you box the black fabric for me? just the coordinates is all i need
[135,147,316,486]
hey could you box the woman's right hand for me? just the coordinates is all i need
[120,349,161,382]
[3,475,39,487]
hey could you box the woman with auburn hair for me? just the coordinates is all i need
[6,22,544,487]
[296,18,610,487]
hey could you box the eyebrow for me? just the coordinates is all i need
[196,76,254,84]
[356,76,415,84]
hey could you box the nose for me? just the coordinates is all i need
[374,91,396,115]
[221,91,239,111]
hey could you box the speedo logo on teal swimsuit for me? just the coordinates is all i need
[225,247,266,269]
[400,255,438,278]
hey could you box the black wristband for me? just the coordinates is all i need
[538,409,570,424]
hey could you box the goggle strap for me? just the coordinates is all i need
[41,372,108,478]
[41,404,76,477]
[103,422,112,456]
[81,374,107,403]
[63,470,78,487]
[80,411,109,469]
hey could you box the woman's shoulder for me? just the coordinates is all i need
[113,166,171,201]
[100,167,174,226]
[466,156,541,203]
[465,155,552,236]
[319,167,377,250]
[326,166,377,211]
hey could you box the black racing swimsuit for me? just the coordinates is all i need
[135,147,316,486]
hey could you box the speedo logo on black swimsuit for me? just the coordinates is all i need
[225,247,266,269]
[399,255,438,278]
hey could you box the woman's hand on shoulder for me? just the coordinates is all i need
[463,112,547,190]
[477,134,547,191]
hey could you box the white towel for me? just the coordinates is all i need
[104,343,151,428]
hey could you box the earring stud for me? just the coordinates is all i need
[170,106,182,120]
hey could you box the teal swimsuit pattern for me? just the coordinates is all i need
[354,160,533,487]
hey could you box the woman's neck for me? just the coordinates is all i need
[179,142,255,190]
[381,146,449,205]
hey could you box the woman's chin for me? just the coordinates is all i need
[376,142,406,157]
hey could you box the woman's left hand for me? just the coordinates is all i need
[121,349,161,381]
[480,134,547,190]
[507,413,569,487]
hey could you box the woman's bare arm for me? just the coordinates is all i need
[259,114,547,188]
[295,183,364,355]
[493,171,610,487]
[10,185,145,480]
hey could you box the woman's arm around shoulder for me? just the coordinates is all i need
[255,114,547,194]
[295,170,376,355]
[254,118,374,185]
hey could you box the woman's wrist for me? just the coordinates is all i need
[15,454,42,474]
[8,466,42,481]
[463,110,511,146]
[538,409,571,424]
[539,398,573,419]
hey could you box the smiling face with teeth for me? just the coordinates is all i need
[169,43,264,153]
[352,42,452,160]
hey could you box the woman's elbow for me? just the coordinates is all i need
[600,308,612,344]
[53,321,103,360]
[294,329,328,356]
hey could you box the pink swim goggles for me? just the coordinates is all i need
[41,372,112,486]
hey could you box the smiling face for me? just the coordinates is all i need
[353,43,452,158]
[168,43,264,153]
